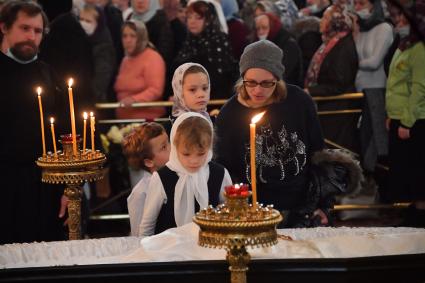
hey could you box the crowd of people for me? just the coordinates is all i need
[0,0,424,244]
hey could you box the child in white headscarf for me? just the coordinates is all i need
[171,62,211,122]
[139,112,232,236]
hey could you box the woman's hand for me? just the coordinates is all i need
[398,126,410,139]
[313,209,329,225]
[120,96,135,107]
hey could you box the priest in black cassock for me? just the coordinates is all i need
[0,0,67,244]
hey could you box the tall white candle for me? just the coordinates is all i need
[68,78,77,156]
[50,117,57,158]
[36,87,46,156]
[250,112,265,208]
[90,112,95,153]
[83,112,88,153]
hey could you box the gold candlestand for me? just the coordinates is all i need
[193,192,282,283]
[36,135,106,240]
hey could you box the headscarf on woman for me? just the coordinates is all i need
[188,0,228,33]
[171,62,211,120]
[125,20,151,56]
[255,12,283,40]
[275,0,300,29]
[305,4,353,87]
[175,0,238,99]
[221,0,239,20]
[131,0,160,23]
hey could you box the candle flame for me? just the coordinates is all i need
[50,117,54,124]
[68,78,74,88]
[234,184,240,189]
[83,112,88,120]
[251,112,265,124]
[90,111,94,117]
[36,87,42,96]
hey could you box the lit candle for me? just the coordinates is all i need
[250,112,265,208]
[90,112,95,153]
[68,78,77,156]
[36,87,46,156]
[83,112,88,153]
[50,117,57,157]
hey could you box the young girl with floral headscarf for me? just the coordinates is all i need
[139,112,232,236]
[171,62,211,122]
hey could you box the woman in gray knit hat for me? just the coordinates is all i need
[215,40,328,228]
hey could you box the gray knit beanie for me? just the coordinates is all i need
[239,40,285,80]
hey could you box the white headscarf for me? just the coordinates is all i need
[167,112,213,226]
[131,0,160,23]
[171,62,211,120]
[187,0,229,33]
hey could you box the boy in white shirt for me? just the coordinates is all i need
[123,123,170,236]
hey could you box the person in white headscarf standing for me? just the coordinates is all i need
[138,112,232,236]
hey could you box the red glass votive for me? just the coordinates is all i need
[225,183,250,197]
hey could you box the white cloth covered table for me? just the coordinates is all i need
[1,224,425,269]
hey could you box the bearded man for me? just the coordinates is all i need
[0,0,66,244]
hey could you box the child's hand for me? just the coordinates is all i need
[59,195,69,226]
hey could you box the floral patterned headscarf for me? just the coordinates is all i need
[171,62,211,120]
[321,3,353,42]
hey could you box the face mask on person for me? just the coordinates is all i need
[80,20,96,36]
[356,8,372,19]
[258,34,268,40]
[395,25,410,38]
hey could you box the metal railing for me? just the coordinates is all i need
[95,93,364,124]
[90,92,403,222]
[95,93,363,110]
[89,202,411,221]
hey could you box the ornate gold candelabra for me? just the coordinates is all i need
[193,190,282,283]
[36,135,106,240]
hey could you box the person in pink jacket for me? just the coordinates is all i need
[114,20,166,120]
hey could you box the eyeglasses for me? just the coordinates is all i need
[243,80,277,88]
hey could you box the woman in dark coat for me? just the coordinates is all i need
[79,5,116,103]
[173,0,238,99]
[304,3,359,151]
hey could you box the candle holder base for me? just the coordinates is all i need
[193,192,282,283]
[36,136,106,240]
